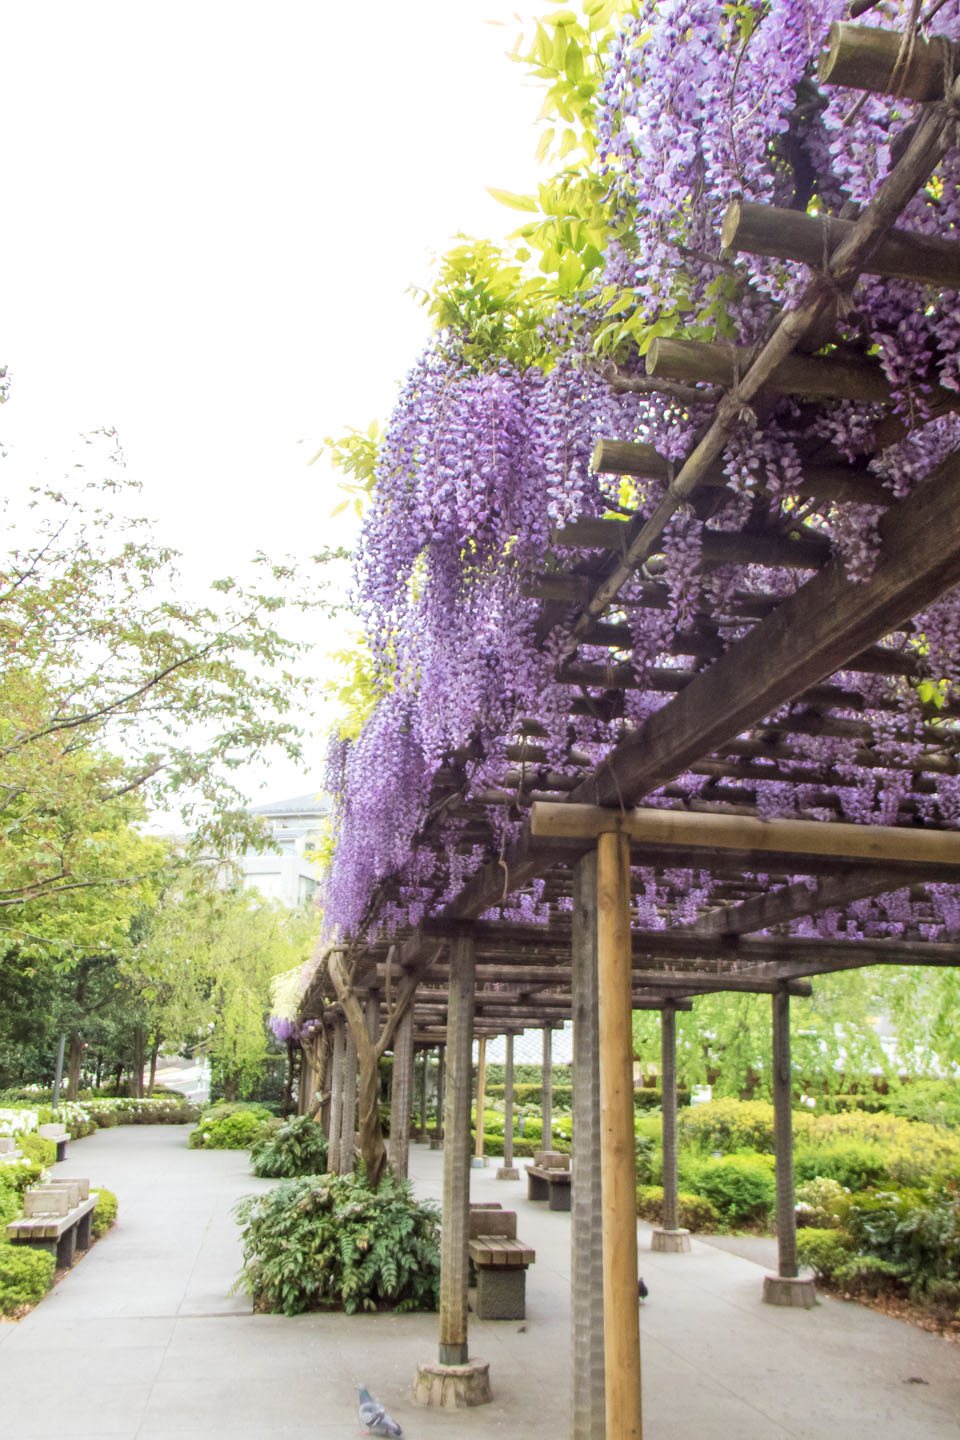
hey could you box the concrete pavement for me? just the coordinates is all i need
[0,1125,956,1438]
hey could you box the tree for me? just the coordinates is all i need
[0,458,334,940]
[135,870,321,1101]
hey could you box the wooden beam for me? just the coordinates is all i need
[533,803,960,868]
[629,931,960,973]
[820,22,958,101]
[691,869,918,937]
[597,830,643,1439]
[722,200,960,289]
[564,444,960,808]
[647,337,916,407]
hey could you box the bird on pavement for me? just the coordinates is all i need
[637,1276,649,1301]
[357,1383,403,1437]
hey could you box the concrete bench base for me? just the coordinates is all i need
[526,1165,571,1209]
[468,1236,535,1320]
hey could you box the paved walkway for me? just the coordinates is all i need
[0,1126,958,1438]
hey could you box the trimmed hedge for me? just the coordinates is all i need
[0,1246,55,1314]
[636,1185,719,1231]
[92,1186,119,1239]
[683,1153,776,1224]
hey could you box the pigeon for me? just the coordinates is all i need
[637,1276,649,1302]
[357,1383,403,1437]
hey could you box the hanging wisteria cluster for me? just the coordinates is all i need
[322,0,960,946]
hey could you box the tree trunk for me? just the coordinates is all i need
[282,1038,296,1117]
[130,1024,146,1099]
[222,1071,238,1102]
[147,1033,162,1096]
[67,1034,84,1098]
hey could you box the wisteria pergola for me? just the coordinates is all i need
[298,21,960,1440]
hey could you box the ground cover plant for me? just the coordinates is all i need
[234,1172,440,1316]
[250,1115,328,1177]
[0,1246,55,1315]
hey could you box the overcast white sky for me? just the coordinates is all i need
[1,1,545,802]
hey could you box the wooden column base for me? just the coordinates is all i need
[414,1358,492,1408]
[763,1274,817,1307]
[650,1227,691,1254]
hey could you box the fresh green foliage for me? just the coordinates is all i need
[634,1134,658,1185]
[189,1109,272,1151]
[681,1154,776,1226]
[0,1173,20,1228]
[678,1099,777,1155]
[794,1139,892,1193]
[0,1245,55,1313]
[250,1115,328,1178]
[795,1227,854,1283]
[16,1134,55,1167]
[844,1188,960,1291]
[880,1081,960,1130]
[636,1185,719,1232]
[234,1172,440,1317]
[91,1186,118,1239]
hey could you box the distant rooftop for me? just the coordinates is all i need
[249,792,330,818]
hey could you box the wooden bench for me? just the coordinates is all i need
[37,1123,69,1162]
[7,1180,96,1269]
[525,1150,572,1210]
[467,1206,535,1320]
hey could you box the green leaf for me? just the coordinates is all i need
[486,187,539,213]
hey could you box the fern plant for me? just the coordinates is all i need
[249,1115,328,1178]
[233,1172,440,1317]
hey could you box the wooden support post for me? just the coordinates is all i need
[764,987,815,1306]
[773,986,797,1279]
[433,1045,445,1148]
[389,1004,414,1179]
[328,1019,345,1172]
[439,933,476,1366]
[572,850,606,1440]
[651,1003,690,1254]
[418,1048,429,1142]
[597,829,643,1440]
[497,1033,518,1180]
[474,1035,487,1161]
[338,1023,358,1174]
[542,1027,553,1147]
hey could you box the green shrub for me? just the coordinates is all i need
[634,1087,691,1112]
[833,1254,903,1296]
[795,1176,848,1229]
[636,1185,719,1231]
[189,1111,272,1150]
[479,1135,557,1159]
[635,1135,657,1185]
[250,1116,328,1178]
[16,1134,55,1167]
[684,1153,776,1224]
[92,1187,118,1239]
[0,1245,55,1313]
[844,1187,960,1288]
[795,1226,854,1281]
[234,1172,440,1317]
[678,1099,777,1154]
[884,1081,960,1130]
[0,1175,20,1228]
[794,1140,892,1193]
[808,1110,960,1185]
[92,1107,120,1128]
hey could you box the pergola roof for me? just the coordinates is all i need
[303,21,960,1041]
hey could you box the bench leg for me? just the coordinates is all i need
[474,1266,527,1321]
[55,1140,67,1162]
[56,1225,77,1268]
[76,1211,93,1250]
[548,1183,571,1212]
[527,1172,549,1201]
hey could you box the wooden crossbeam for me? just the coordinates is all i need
[722,200,960,289]
[630,930,960,972]
[820,22,959,100]
[564,445,960,809]
[532,802,960,868]
[690,870,917,938]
